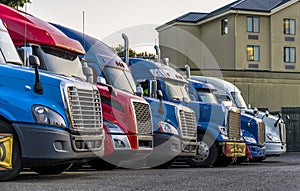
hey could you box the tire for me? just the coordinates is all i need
[88,158,116,170]
[0,120,22,181]
[187,134,218,167]
[31,163,72,175]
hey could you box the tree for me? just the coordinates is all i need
[0,0,31,8]
[111,44,137,58]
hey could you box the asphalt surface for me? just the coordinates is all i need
[1,152,300,191]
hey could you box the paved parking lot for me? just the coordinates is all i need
[1,152,300,191]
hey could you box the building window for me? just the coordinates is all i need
[247,45,260,61]
[284,19,296,35]
[284,47,296,63]
[221,18,228,35]
[247,16,260,33]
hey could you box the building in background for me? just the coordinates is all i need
[156,0,300,113]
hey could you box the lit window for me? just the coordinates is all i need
[247,45,260,61]
[284,19,296,35]
[221,18,228,35]
[284,47,296,63]
[247,17,260,33]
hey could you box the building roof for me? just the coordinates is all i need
[157,0,294,31]
[175,12,208,23]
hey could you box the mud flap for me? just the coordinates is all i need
[0,134,13,170]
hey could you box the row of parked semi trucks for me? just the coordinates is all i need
[0,4,286,181]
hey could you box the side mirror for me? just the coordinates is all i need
[157,90,163,101]
[151,80,158,98]
[83,66,93,83]
[157,90,164,114]
[29,55,40,68]
[136,84,143,97]
[253,107,258,115]
[274,113,283,127]
[262,110,269,119]
[97,76,107,85]
[29,55,43,94]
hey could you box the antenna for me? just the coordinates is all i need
[24,2,27,47]
[203,56,207,83]
[82,11,85,50]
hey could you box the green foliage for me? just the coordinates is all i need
[111,44,154,58]
[111,44,137,58]
[0,0,31,8]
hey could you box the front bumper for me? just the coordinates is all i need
[147,133,196,167]
[266,142,286,156]
[101,134,152,168]
[220,142,247,157]
[248,144,266,158]
[13,123,104,167]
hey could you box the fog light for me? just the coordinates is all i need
[113,139,126,148]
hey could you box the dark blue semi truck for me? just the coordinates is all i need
[187,78,266,162]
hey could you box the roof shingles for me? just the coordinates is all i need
[165,0,294,25]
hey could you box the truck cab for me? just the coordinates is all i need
[188,78,266,162]
[50,24,154,169]
[191,76,285,157]
[128,58,246,167]
[51,24,198,168]
[0,17,104,181]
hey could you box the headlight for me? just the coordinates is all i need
[266,133,280,142]
[244,136,257,144]
[104,120,125,134]
[218,125,228,136]
[158,121,178,135]
[32,105,66,128]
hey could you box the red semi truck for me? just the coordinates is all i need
[0,4,153,169]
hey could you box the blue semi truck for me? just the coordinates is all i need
[50,24,198,168]
[127,58,246,167]
[0,19,104,181]
[191,76,284,159]
[187,78,266,162]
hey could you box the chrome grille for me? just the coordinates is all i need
[67,87,102,132]
[257,121,266,145]
[279,122,286,144]
[228,108,241,140]
[132,101,152,135]
[179,110,197,138]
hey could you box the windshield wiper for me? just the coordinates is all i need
[71,75,85,81]
[171,97,181,100]
[6,61,22,66]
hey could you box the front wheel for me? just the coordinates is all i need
[0,120,22,181]
[31,163,72,175]
[187,134,218,167]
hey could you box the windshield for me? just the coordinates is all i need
[161,79,190,102]
[103,66,136,94]
[197,90,218,104]
[41,45,86,80]
[0,30,22,64]
[231,92,247,109]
